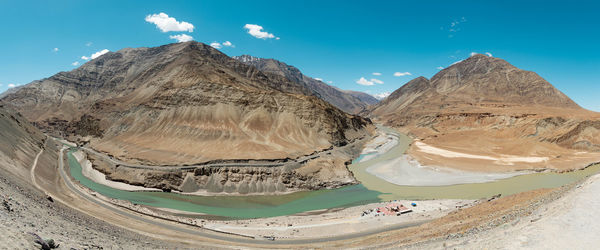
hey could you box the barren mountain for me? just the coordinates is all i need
[234,55,373,113]
[370,54,600,172]
[2,42,370,167]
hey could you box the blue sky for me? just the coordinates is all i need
[1,1,599,110]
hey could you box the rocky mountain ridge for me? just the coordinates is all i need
[234,55,375,114]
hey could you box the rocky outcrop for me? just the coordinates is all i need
[87,145,362,194]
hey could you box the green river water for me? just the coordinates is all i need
[66,127,600,219]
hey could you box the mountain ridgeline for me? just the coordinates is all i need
[234,55,375,114]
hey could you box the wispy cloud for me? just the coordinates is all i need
[470,52,493,57]
[371,78,384,84]
[81,49,109,60]
[169,34,194,43]
[451,60,464,65]
[210,42,222,49]
[244,24,278,39]
[356,77,375,86]
[372,72,382,76]
[393,72,412,77]
[52,48,59,52]
[86,42,93,47]
[442,17,467,38]
[356,77,383,86]
[372,92,391,100]
[222,41,234,47]
[314,78,323,81]
[7,83,17,88]
[436,66,444,70]
[145,13,194,32]
[72,61,80,66]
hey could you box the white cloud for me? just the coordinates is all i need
[470,52,478,57]
[314,78,323,81]
[372,72,382,76]
[91,49,109,59]
[393,72,412,77]
[437,66,444,70]
[485,52,493,57]
[327,81,333,84]
[372,92,391,100]
[356,77,374,86]
[169,34,194,43]
[210,41,235,49]
[53,48,59,52]
[81,49,109,60]
[145,13,194,32]
[72,61,80,66]
[7,83,16,88]
[371,78,384,84]
[244,24,276,39]
[451,60,464,65]
[86,42,93,47]
[445,17,467,38]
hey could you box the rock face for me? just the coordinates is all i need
[234,55,373,114]
[369,54,600,171]
[2,42,370,167]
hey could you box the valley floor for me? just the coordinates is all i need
[6,126,600,249]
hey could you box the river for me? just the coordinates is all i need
[66,126,600,219]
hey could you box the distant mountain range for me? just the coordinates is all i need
[234,55,376,114]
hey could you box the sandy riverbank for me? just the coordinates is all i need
[73,150,161,192]
[200,199,473,239]
[366,154,527,186]
[359,127,526,186]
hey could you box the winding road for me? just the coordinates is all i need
[29,145,45,191]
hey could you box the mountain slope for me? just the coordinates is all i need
[2,42,370,166]
[342,90,380,106]
[369,54,600,172]
[234,55,373,113]
[0,103,48,181]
